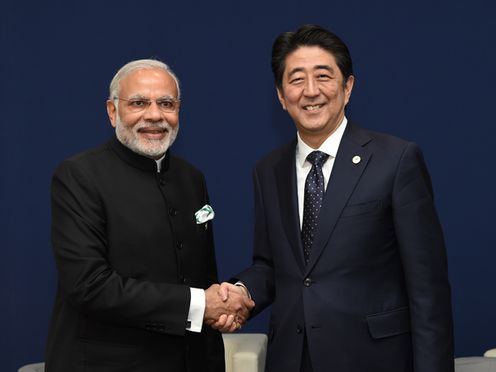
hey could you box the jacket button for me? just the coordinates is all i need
[169,207,177,216]
[296,325,303,334]
[176,241,183,249]
[159,179,166,186]
[303,278,312,287]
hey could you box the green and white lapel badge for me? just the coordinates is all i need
[195,204,215,224]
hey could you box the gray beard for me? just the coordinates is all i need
[115,115,179,159]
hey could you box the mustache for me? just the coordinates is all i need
[134,121,172,131]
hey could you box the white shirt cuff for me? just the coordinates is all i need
[187,287,205,332]
[235,281,252,299]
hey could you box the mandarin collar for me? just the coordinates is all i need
[109,136,170,173]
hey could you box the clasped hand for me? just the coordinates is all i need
[204,283,255,332]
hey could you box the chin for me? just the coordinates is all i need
[300,123,327,132]
[128,137,169,158]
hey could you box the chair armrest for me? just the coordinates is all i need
[18,363,45,372]
[484,348,496,357]
[222,333,268,372]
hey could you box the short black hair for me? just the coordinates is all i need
[271,24,353,89]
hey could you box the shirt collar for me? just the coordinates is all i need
[155,155,166,173]
[296,116,348,167]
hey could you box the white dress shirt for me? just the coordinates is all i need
[155,156,205,333]
[296,117,348,228]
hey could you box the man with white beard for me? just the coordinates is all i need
[45,59,253,372]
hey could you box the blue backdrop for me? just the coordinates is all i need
[2,0,495,370]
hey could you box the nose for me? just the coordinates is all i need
[303,78,319,97]
[143,101,163,122]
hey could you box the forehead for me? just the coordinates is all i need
[119,68,177,97]
[284,46,340,74]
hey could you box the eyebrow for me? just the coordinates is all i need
[287,65,336,78]
[126,94,176,100]
[127,94,148,100]
[314,65,335,74]
[287,67,305,78]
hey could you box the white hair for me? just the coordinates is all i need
[108,59,181,101]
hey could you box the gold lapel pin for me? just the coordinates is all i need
[352,155,361,164]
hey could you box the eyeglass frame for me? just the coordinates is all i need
[113,96,181,113]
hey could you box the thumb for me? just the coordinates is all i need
[218,282,230,302]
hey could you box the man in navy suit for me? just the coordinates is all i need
[216,25,454,372]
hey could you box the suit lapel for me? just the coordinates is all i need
[305,124,373,274]
[274,139,306,273]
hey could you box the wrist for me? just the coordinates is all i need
[234,282,251,299]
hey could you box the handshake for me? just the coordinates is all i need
[204,282,255,332]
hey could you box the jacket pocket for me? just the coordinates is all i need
[341,200,383,217]
[366,306,411,339]
[195,220,211,233]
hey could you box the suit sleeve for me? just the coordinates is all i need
[392,143,454,372]
[51,160,191,336]
[235,167,275,316]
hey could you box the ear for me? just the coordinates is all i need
[276,87,287,111]
[106,100,117,128]
[344,75,355,106]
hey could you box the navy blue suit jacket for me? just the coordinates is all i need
[236,123,454,372]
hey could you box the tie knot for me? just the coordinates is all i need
[306,151,329,167]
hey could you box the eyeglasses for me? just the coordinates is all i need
[114,96,180,113]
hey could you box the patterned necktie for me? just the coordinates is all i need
[301,151,329,264]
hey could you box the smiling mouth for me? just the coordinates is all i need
[303,104,324,111]
[139,128,167,133]
[138,127,168,139]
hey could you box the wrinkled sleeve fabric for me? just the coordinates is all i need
[235,167,275,316]
[392,143,454,372]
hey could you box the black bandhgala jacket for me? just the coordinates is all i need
[45,136,224,372]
